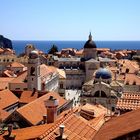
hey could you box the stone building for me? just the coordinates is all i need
[81,68,123,111]
[53,33,116,91]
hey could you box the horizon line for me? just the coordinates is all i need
[12,39,140,41]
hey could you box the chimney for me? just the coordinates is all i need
[59,124,65,138]
[42,115,47,124]
[44,96,59,123]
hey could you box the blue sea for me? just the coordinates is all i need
[12,40,140,55]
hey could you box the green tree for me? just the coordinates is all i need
[48,44,58,54]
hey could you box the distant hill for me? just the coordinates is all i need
[0,35,13,49]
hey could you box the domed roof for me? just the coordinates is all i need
[95,68,112,79]
[84,33,97,49]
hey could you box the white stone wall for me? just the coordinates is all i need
[45,74,59,92]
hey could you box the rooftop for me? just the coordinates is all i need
[19,90,38,104]
[16,92,67,125]
[94,108,140,139]
[0,89,19,110]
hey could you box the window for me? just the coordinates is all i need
[101,91,107,97]
[30,67,35,76]
[133,81,136,85]
[60,83,63,89]
[94,91,100,97]
[94,91,107,98]
[112,107,115,112]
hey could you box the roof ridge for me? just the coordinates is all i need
[16,92,51,111]
[39,109,74,139]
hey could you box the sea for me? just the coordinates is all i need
[12,41,140,55]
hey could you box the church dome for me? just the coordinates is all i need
[95,68,112,79]
[84,33,97,49]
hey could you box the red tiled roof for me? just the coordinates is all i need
[19,91,38,104]
[125,73,140,85]
[40,64,57,76]
[116,92,140,110]
[0,48,4,53]
[96,48,110,51]
[119,60,139,74]
[116,99,140,110]
[16,92,67,125]
[81,104,106,118]
[40,113,96,140]
[1,110,74,140]
[1,107,106,140]
[9,71,27,84]
[3,69,15,77]
[123,92,140,100]
[94,108,140,139]
[7,62,25,68]
[0,109,10,121]
[0,77,15,90]
[75,49,84,55]
[0,123,53,140]
[0,89,19,110]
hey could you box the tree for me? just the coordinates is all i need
[48,44,58,55]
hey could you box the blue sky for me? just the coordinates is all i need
[0,0,140,40]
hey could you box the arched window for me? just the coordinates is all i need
[94,91,107,98]
[94,91,100,97]
[101,91,107,97]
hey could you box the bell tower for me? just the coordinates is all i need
[83,33,97,60]
[27,50,41,91]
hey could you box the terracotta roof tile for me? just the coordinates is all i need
[125,73,140,85]
[96,48,110,51]
[0,89,19,110]
[116,98,140,110]
[119,60,139,74]
[0,109,10,121]
[75,49,84,55]
[43,113,96,140]
[0,123,53,140]
[40,64,57,78]
[2,108,104,140]
[9,71,27,84]
[0,77,15,90]
[16,92,67,125]
[19,91,38,104]
[81,104,106,118]
[3,69,16,77]
[94,108,140,139]
[0,47,4,53]
[7,62,25,68]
